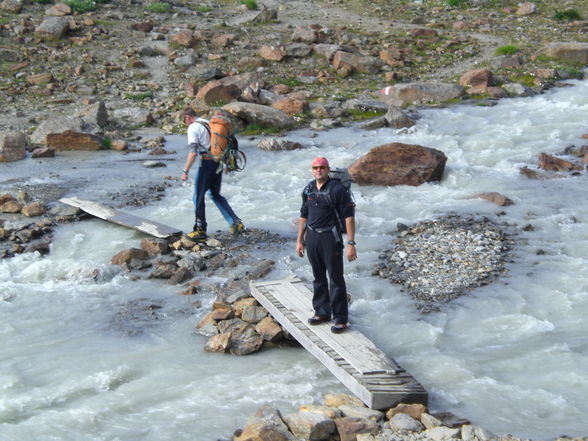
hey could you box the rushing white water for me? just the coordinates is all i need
[2,78,588,441]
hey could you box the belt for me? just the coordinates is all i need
[307,225,337,234]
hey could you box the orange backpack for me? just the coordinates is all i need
[208,115,231,159]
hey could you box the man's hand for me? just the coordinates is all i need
[181,171,188,181]
[346,244,357,262]
[296,240,305,258]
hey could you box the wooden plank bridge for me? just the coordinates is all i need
[59,197,182,239]
[250,277,428,410]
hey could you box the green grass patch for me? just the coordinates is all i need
[102,136,112,149]
[560,67,585,79]
[348,109,386,121]
[63,0,97,13]
[241,123,281,136]
[239,0,257,10]
[510,74,536,88]
[496,44,519,56]
[32,0,53,4]
[191,5,211,13]
[446,0,467,7]
[553,9,582,22]
[0,17,9,25]
[146,2,172,13]
[124,91,153,101]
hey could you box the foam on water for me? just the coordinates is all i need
[2,78,588,440]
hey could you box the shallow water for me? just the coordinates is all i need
[1,79,588,440]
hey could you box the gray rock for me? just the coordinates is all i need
[379,82,464,106]
[35,16,69,40]
[385,106,415,129]
[0,48,20,62]
[0,131,27,162]
[223,102,294,129]
[112,107,154,127]
[502,83,535,97]
[420,412,442,430]
[342,99,388,113]
[339,405,384,421]
[30,116,84,145]
[542,42,588,64]
[424,426,460,441]
[256,137,304,151]
[313,44,341,62]
[283,411,336,441]
[76,101,108,128]
[387,413,424,432]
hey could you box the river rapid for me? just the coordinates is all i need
[1,78,588,441]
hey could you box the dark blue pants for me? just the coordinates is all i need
[305,228,348,324]
[193,159,239,231]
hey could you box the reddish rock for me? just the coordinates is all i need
[111,140,128,151]
[292,25,319,43]
[410,28,438,38]
[172,30,196,48]
[0,200,22,213]
[130,22,153,32]
[21,202,46,217]
[196,80,242,105]
[386,403,427,420]
[255,317,284,342]
[334,417,380,441]
[46,130,104,151]
[379,48,405,67]
[204,333,230,353]
[259,45,286,62]
[475,192,514,206]
[271,97,308,115]
[333,51,381,74]
[348,143,447,186]
[111,248,149,265]
[140,237,170,256]
[0,194,14,204]
[211,33,235,48]
[538,153,581,172]
[271,84,291,95]
[31,147,55,158]
[459,68,493,90]
[184,81,198,98]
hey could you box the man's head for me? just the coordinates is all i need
[311,157,330,182]
[181,107,198,125]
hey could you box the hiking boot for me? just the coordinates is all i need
[230,221,245,236]
[186,227,207,242]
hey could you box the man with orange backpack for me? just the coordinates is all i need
[180,108,244,241]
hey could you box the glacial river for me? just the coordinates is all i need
[1,77,588,441]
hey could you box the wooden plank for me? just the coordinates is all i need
[250,278,428,409]
[59,197,182,239]
[267,279,399,375]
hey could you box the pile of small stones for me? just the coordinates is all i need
[373,214,515,312]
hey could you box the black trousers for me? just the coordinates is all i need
[305,228,348,324]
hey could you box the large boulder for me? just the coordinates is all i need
[332,51,382,74]
[46,131,104,151]
[196,80,242,105]
[0,131,27,162]
[30,116,84,145]
[223,102,294,129]
[541,42,588,64]
[348,143,447,186]
[35,16,70,40]
[379,82,464,106]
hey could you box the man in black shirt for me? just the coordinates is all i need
[296,157,356,333]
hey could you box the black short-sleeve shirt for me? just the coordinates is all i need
[300,178,355,229]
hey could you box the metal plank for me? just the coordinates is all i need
[264,279,399,375]
[59,197,182,239]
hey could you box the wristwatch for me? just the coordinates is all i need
[347,240,356,246]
